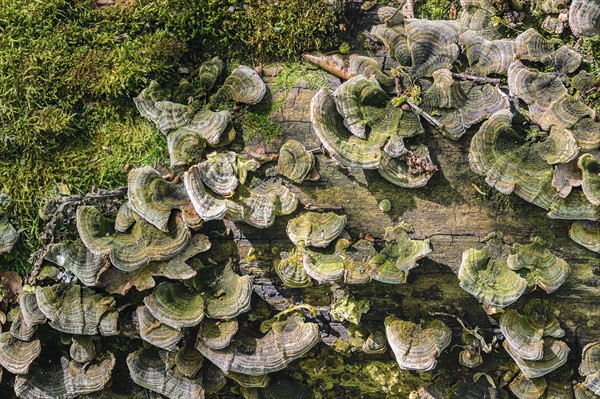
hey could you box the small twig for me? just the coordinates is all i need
[451,72,502,85]
[28,186,127,283]
[406,99,444,130]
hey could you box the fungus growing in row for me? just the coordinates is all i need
[127,348,206,398]
[276,140,316,183]
[99,232,210,295]
[458,235,528,309]
[70,335,96,364]
[0,216,18,254]
[286,212,347,248]
[500,300,565,362]
[174,341,205,378]
[459,30,516,76]
[77,206,190,272]
[384,316,451,371]
[36,283,118,336]
[515,28,582,73]
[196,315,320,376]
[45,240,110,287]
[579,153,600,206]
[15,353,116,398]
[136,305,183,351]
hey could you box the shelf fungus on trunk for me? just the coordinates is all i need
[286,212,347,248]
[506,239,570,293]
[196,315,320,376]
[174,342,205,378]
[579,153,600,207]
[508,373,548,399]
[275,249,312,288]
[500,300,565,362]
[45,240,110,287]
[0,215,18,254]
[76,206,190,272]
[214,65,267,105]
[36,283,118,336]
[0,331,41,375]
[420,69,509,140]
[143,282,205,329]
[14,353,116,399]
[569,0,600,37]
[384,316,451,371]
[19,291,47,328]
[574,383,600,399]
[504,337,570,378]
[127,348,205,399]
[69,335,96,364]
[127,166,192,232]
[579,342,600,395]
[136,305,183,351]
[196,151,258,198]
[459,30,516,76]
[458,236,528,309]
[515,28,582,73]
[198,319,239,351]
[99,232,210,295]
[368,221,432,284]
[569,221,600,253]
[204,260,252,320]
[276,140,316,184]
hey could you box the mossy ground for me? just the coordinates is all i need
[0,0,346,272]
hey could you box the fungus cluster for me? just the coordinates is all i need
[458,235,570,310]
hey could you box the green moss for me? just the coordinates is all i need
[238,110,283,143]
[416,0,453,20]
[0,0,346,272]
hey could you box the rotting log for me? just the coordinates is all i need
[205,67,600,397]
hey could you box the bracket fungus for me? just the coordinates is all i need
[580,342,600,396]
[196,315,320,376]
[458,237,528,308]
[198,319,239,351]
[569,221,600,253]
[275,249,312,288]
[286,212,347,248]
[368,221,432,284]
[569,0,600,37]
[276,140,316,184]
[504,337,570,378]
[460,30,516,76]
[15,353,116,399]
[0,332,41,375]
[384,317,451,371]
[36,283,118,336]
[136,305,183,351]
[127,348,205,399]
[0,216,18,254]
[500,300,565,362]
[421,69,509,140]
[203,261,252,320]
[509,373,548,399]
[579,153,600,206]
[143,282,205,329]
[515,28,582,74]
[506,239,570,293]
[77,206,190,272]
[45,241,110,287]
[127,166,191,232]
